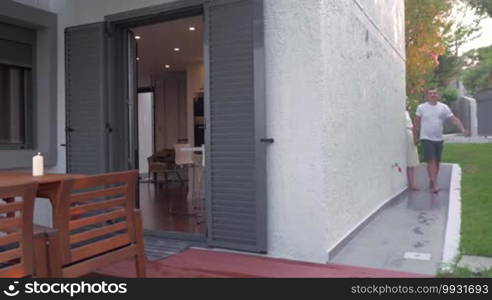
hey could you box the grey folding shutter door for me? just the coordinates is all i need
[66,23,108,174]
[206,0,267,252]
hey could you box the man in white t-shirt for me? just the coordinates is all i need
[415,87,469,193]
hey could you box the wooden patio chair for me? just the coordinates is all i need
[46,170,146,278]
[0,182,47,278]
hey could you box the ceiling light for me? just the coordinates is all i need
[189,27,196,31]
[165,65,171,69]
[174,47,180,52]
[135,35,141,40]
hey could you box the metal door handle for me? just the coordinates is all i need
[260,138,274,144]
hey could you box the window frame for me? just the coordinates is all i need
[0,62,34,150]
[0,0,58,170]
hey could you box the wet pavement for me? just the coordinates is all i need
[330,165,452,275]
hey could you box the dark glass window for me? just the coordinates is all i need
[0,64,32,148]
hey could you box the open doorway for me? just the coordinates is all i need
[131,15,206,236]
[66,0,265,251]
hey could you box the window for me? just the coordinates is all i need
[0,64,32,148]
[0,21,34,150]
[0,2,57,169]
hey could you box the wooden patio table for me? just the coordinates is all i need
[0,172,85,276]
[0,172,85,216]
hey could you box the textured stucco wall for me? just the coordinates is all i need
[15,0,407,263]
[265,0,407,263]
[264,0,328,262]
[356,0,405,55]
[319,0,407,260]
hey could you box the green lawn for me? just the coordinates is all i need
[442,143,492,257]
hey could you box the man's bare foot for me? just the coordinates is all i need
[409,185,420,191]
[431,186,440,193]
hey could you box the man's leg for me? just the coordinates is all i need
[436,161,440,186]
[428,160,439,192]
[421,140,436,189]
[434,141,444,192]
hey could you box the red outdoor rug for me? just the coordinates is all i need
[93,248,429,278]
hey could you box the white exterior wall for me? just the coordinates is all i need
[319,0,407,260]
[264,0,327,262]
[16,0,407,263]
[264,0,407,263]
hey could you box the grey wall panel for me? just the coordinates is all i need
[445,98,472,134]
[65,23,108,174]
[477,89,492,136]
[206,0,266,252]
[478,101,492,136]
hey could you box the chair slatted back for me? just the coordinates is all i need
[0,183,37,277]
[56,171,138,266]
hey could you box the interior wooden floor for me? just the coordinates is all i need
[139,182,206,234]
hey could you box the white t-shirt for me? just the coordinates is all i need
[416,102,454,141]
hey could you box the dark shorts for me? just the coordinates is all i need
[421,139,444,162]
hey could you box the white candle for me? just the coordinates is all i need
[33,152,44,177]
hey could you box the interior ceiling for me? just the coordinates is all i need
[132,15,203,77]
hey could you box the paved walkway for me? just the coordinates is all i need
[444,134,492,144]
[330,165,452,275]
[458,256,492,272]
[94,248,426,278]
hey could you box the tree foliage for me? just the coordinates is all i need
[445,2,485,50]
[405,0,484,109]
[405,0,454,107]
[462,45,492,94]
[433,52,465,87]
[465,0,492,16]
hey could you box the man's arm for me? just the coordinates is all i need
[450,116,469,136]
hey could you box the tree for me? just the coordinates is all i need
[465,0,492,16]
[445,2,484,52]
[405,0,454,109]
[433,52,465,87]
[462,45,492,94]
[405,0,484,110]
